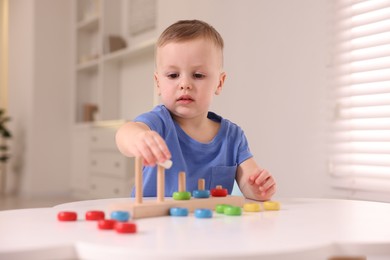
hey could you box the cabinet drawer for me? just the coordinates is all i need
[89,176,132,198]
[90,127,118,150]
[89,152,132,178]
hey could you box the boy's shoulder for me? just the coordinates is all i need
[151,104,169,114]
[208,111,244,133]
[137,105,170,119]
[134,105,174,132]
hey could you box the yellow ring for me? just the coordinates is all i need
[243,203,261,212]
[263,201,280,211]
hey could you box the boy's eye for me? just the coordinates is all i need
[193,73,205,79]
[167,73,179,79]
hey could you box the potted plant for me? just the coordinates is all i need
[0,109,12,194]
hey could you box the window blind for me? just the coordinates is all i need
[330,0,390,196]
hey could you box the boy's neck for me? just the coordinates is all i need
[172,113,220,143]
[172,112,207,128]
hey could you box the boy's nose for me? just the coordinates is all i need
[178,74,193,90]
[179,79,192,90]
[180,84,192,90]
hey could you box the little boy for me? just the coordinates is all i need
[116,20,276,201]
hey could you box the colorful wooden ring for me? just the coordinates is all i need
[243,203,262,212]
[169,207,189,217]
[98,219,116,230]
[210,187,228,197]
[224,206,242,216]
[173,191,191,200]
[110,210,130,222]
[115,222,137,234]
[57,211,77,221]
[194,208,213,219]
[263,201,280,211]
[85,210,105,221]
[215,204,232,214]
[192,190,210,198]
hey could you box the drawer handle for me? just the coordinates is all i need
[114,188,120,194]
[114,162,121,168]
[91,160,97,166]
[90,184,96,190]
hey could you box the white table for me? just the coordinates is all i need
[0,197,390,260]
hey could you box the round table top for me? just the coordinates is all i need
[1,197,390,260]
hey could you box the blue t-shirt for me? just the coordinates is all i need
[132,105,253,197]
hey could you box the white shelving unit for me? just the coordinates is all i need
[71,0,157,199]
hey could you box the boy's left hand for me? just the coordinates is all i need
[247,169,276,201]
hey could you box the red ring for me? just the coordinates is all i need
[98,219,117,230]
[57,211,77,221]
[210,188,228,197]
[115,222,137,234]
[85,210,105,221]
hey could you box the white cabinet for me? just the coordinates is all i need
[71,0,157,198]
[88,123,134,198]
[70,122,134,199]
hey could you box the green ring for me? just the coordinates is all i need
[224,206,242,216]
[215,204,232,214]
[173,191,191,200]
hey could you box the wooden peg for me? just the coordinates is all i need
[157,165,165,202]
[135,157,143,204]
[178,171,186,192]
[198,179,205,190]
[173,171,191,200]
[193,178,210,198]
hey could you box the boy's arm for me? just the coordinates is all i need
[236,157,276,201]
[115,121,171,166]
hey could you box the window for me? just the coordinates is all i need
[329,0,390,201]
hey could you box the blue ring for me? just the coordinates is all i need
[192,190,210,198]
[169,207,189,217]
[110,211,130,222]
[194,208,213,218]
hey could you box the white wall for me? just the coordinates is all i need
[8,0,72,196]
[7,0,331,198]
[158,0,331,198]
[0,0,9,109]
[8,0,34,195]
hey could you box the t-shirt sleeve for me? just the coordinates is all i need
[135,112,161,131]
[237,129,253,165]
[134,106,168,136]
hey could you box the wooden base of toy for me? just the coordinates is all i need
[110,196,245,219]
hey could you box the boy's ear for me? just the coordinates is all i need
[215,72,226,95]
[154,72,161,95]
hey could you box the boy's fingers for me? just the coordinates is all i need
[139,144,156,166]
[258,178,275,192]
[255,169,270,185]
[139,131,168,165]
[248,171,260,184]
[262,184,276,198]
[135,135,159,166]
[269,184,276,194]
[148,138,167,163]
[153,135,171,161]
[260,176,275,191]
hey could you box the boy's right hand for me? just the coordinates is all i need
[134,130,171,166]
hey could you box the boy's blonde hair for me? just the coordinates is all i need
[157,20,224,51]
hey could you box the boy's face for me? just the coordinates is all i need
[155,38,226,120]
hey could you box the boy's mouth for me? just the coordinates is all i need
[177,95,194,102]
